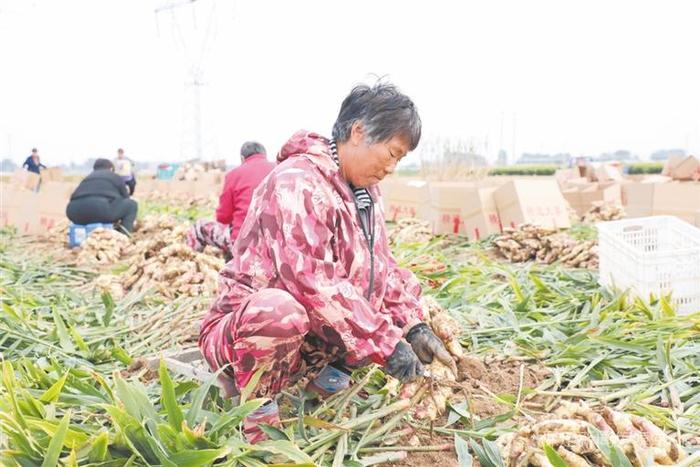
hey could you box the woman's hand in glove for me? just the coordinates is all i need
[406,323,457,376]
[385,340,425,382]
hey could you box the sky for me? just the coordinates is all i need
[1,0,699,167]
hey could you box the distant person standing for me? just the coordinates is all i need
[187,141,275,258]
[22,148,46,174]
[114,148,136,195]
[66,158,138,233]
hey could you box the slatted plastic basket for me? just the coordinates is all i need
[597,216,700,315]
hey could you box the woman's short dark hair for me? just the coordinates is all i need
[332,82,422,150]
[240,141,267,158]
[93,158,114,171]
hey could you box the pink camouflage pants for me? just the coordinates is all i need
[187,220,232,255]
[199,288,340,397]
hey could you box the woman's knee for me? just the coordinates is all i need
[237,289,310,337]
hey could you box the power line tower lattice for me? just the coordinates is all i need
[155,0,218,162]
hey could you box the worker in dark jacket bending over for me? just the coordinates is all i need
[66,158,139,233]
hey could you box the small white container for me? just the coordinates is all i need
[597,216,700,315]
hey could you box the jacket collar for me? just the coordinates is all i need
[243,153,267,163]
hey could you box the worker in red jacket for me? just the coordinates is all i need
[187,141,275,258]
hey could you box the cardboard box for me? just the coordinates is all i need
[562,182,622,216]
[595,163,623,182]
[623,181,700,226]
[10,170,41,191]
[622,182,655,218]
[135,178,157,195]
[41,167,64,182]
[0,185,15,228]
[494,179,571,229]
[39,181,75,199]
[36,181,74,233]
[661,155,685,176]
[461,186,502,240]
[7,205,39,235]
[428,182,476,235]
[640,175,672,184]
[193,172,223,198]
[671,156,700,181]
[561,177,589,188]
[0,187,40,234]
[581,163,598,182]
[169,180,198,196]
[652,182,700,226]
[424,182,502,238]
[378,178,392,211]
[554,168,583,186]
[383,179,430,222]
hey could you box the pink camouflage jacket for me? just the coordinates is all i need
[200,130,424,366]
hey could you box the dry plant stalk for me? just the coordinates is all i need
[420,162,491,181]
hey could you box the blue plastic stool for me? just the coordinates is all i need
[68,223,113,247]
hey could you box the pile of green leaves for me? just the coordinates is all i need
[0,355,316,466]
[0,249,208,371]
[0,238,475,465]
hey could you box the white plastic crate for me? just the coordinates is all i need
[597,216,700,315]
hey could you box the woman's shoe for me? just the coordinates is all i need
[243,400,281,444]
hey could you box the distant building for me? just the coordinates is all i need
[0,158,17,172]
[594,150,638,162]
[650,148,686,161]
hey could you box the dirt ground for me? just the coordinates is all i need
[390,356,550,466]
[392,449,459,467]
[457,355,550,417]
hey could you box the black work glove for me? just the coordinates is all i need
[406,323,457,376]
[385,340,425,382]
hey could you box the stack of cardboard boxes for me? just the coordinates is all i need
[3,159,698,238]
[622,156,700,226]
[135,171,223,199]
[381,177,572,239]
[662,155,700,181]
[1,170,225,237]
[555,162,625,218]
[561,182,622,217]
[1,169,76,235]
[380,156,699,237]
